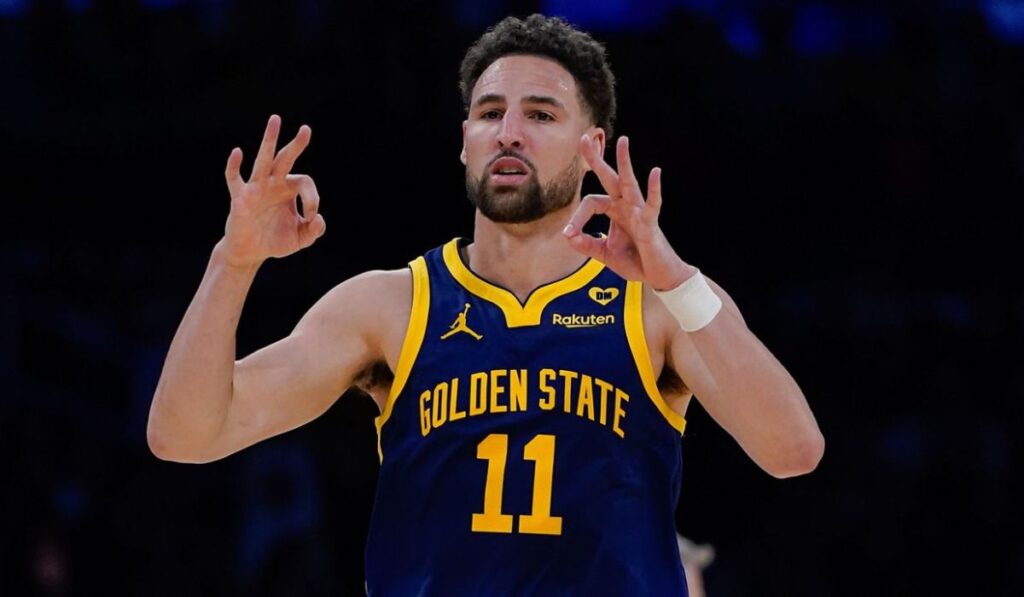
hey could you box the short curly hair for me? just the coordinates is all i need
[459,14,617,138]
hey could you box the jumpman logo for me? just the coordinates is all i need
[441,303,483,341]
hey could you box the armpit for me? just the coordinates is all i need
[657,365,690,398]
[353,360,394,412]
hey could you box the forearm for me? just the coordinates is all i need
[688,308,823,477]
[147,238,261,461]
[658,268,824,477]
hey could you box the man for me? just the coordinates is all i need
[147,14,823,595]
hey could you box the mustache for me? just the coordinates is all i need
[486,149,537,173]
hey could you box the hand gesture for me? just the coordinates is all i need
[562,135,691,290]
[221,115,325,269]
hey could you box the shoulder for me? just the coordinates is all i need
[297,267,414,353]
[318,267,413,314]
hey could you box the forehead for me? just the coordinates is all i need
[472,55,582,109]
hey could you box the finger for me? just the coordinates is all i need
[616,136,641,198]
[272,125,311,177]
[562,194,612,238]
[298,213,326,248]
[566,230,606,261]
[286,174,320,220]
[645,167,662,216]
[225,147,244,196]
[252,114,281,180]
[579,134,620,198]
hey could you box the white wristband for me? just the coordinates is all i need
[653,270,723,332]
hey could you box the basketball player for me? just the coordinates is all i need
[147,14,823,595]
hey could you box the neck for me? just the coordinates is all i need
[464,201,589,302]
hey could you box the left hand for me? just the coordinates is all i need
[563,134,694,290]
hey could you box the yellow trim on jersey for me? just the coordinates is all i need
[442,238,605,328]
[375,256,430,462]
[624,281,687,434]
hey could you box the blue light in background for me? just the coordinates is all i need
[671,0,721,18]
[458,0,506,30]
[880,421,927,470]
[0,0,28,18]
[66,0,91,14]
[142,0,188,9]
[198,0,230,35]
[54,483,87,522]
[790,4,844,57]
[542,0,672,31]
[932,293,975,328]
[982,0,1024,44]
[844,9,892,55]
[723,10,762,56]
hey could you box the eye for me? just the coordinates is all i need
[530,111,555,122]
[481,110,503,120]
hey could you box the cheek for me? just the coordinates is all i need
[538,147,579,179]
[463,130,489,164]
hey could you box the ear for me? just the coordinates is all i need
[582,127,606,172]
[589,125,602,163]
[460,119,469,165]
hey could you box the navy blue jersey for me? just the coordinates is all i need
[365,238,688,596]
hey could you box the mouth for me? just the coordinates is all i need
[489,156,530,186]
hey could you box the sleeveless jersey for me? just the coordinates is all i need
[364,238,688,596]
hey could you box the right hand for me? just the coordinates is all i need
[221,114,326,268]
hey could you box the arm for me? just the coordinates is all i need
[147,114,376,463]
[148,262,402,463]
[658,276,823,478]
[564,134,823,479]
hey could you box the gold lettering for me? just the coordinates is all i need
[449,377,465,422]
[490,369,508,413]
[559,370,578,414]
[613,389,629,438]
[419,389,432,436]
[431,381,448,430]
[538,369,556,410]
[470,372,488,416]
[509,369,527,412]
[576,374,595,421]
[594,378,613,426]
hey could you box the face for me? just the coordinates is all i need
[462,55,605,223]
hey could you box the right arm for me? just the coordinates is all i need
[147,259,405,463]
[147,114,388,463]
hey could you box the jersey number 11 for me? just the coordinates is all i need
[472,433,563,536]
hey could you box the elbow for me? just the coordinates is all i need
[147,420,218,464]
[147,424,188,462]
[765,429,825,479]
[146,389,225,464]
[146,401,172,460]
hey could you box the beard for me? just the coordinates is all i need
[465,153,583,224]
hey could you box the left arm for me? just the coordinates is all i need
[658,274,823,478]
[564,134,824,478]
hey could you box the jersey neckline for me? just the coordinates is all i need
[441,237,606,328]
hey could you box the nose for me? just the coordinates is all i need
[496,110,525,149]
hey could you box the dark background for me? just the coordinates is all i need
[2,0,1022,595]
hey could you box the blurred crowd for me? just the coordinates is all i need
[2,1,1022,595]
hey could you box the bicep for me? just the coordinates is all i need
[209,272,394,458]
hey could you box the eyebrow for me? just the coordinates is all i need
[473,94,566,110]
[523,95,565,110]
